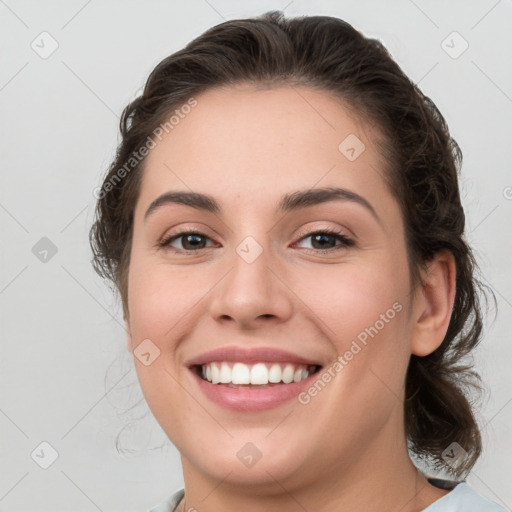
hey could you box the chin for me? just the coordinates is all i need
[181,433,317,491]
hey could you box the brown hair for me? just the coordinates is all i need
[90,10,495,477]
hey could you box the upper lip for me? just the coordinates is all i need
[185,346,323,367]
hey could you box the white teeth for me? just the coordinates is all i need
[199,361,313,385]
[250,363,268,385]
[231,362,250,384]
[268,363,282,383]
[211,362,220,384]
[282,364,295,383]
[219,362,231,383]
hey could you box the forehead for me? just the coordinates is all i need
[136,84,394,219]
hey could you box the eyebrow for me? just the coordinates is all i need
[144,187,380,224]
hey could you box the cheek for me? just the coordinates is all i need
[294,265,411,442]
[127,258,202,343]
[298,260,408,344]
[295,258,412,404]
[126,259,198,443]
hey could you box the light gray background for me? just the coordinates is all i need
[1,1,511,510]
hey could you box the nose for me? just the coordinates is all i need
[208,238,294,330]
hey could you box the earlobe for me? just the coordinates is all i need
[411,251,456,357]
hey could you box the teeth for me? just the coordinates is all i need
[219,362,231,383]
[232,362,250,384]
[199,362,313,385]
[211,363,220,384]
[269,363,282,383]
[251,363,268,385]
[282,365,294,384]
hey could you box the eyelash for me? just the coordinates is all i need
[158,227,355,254]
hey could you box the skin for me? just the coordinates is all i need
[125,84,456,512]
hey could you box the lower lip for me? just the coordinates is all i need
[188,368,318,411]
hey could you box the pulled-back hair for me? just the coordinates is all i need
[89,10,494,477]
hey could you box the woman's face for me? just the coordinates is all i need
[126,85,422,489]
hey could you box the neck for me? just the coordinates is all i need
[176,420,448,512]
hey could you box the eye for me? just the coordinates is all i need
[294,229,354,252]
[159,230,216,251]
[159,228,354,254]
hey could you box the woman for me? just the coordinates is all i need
[89,10,506,512]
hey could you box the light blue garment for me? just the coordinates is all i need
[146,482,509,511]
[147,489,184,512]
[422,482,508,511]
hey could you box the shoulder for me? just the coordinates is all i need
[424,481,508,511]
[146,489,185,512]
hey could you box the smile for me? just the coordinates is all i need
[196,361,320,386]
[185,346,324,410]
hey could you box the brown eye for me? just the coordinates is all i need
[295,230,354,252]
[160,231,215,251]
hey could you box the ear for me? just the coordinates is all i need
[410,251,456,357]
[125,329,132,352]
[124,312,132,353]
